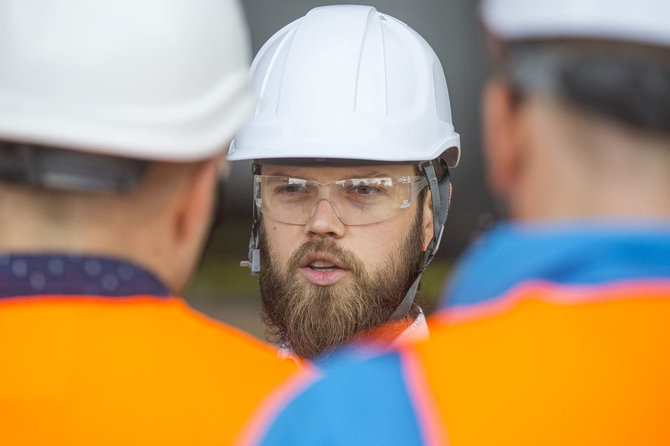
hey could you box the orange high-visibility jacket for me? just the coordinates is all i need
[0,255,298,446]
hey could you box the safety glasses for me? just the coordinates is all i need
[253,174,428,225]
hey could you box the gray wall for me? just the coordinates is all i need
[227,0,496,259]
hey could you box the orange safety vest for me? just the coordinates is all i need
[0,295,298,445]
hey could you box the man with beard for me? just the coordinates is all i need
[228,5,460,360]
[238,0,670,445]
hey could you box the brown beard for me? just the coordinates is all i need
[258,212,425,359]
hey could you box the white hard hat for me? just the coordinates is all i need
[229,4,460,167]
[233,5,457,322]
[0,0,254,161]
[481,0,670,47]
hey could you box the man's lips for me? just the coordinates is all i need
[298,253,349,286]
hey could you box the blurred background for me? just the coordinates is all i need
[184,0,496,340]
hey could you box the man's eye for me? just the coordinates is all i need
[353,185,382,195]
[347,183,390,199]
[275,184,306,194]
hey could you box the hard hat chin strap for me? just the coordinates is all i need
[241,162,262,275]
[388,161,450,321]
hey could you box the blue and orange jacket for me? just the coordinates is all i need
[243,223,670,445]
[0,254,298,446]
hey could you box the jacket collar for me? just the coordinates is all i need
[0,253,169,299]
[442,221,670,309]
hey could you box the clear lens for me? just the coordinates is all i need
[254,175,427,225]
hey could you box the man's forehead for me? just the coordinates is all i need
[260,163,416,180]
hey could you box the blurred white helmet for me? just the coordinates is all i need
[229,4,460,167]
[0,0,254,161]
[481,0,670,47]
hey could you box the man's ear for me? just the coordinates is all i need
[483,79,523,196]
[174,157,220,243]
[421,190,434,252]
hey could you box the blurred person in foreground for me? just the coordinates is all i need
[0,1,297,444]
[229,5,460,360]
[237,0,670,444]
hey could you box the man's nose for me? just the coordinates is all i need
[304,198,345,238]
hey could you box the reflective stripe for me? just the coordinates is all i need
[438,279,670,325]
[400,348,449,446]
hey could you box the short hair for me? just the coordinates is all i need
[499,41,670,135]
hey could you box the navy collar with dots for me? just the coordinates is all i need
[0,253,170,299]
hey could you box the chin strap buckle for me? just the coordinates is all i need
[240,248,261,275]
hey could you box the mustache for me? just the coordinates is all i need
[287,239,366,279]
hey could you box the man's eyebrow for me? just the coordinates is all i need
[263,171,293,178]
[341,171,391,179]
[261,171,393,180]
